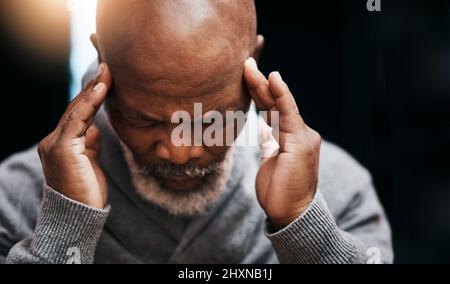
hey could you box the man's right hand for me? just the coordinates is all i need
[38,63,112,209]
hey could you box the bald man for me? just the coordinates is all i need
[0,0,393,264]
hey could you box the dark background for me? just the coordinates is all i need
[1,0,450,263]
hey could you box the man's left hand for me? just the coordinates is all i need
[244,58,322,230]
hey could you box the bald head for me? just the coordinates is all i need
[95,0,258,98]
[93,0,262,192]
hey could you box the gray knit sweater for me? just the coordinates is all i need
[0,62,393,263]
[0,105,393,264]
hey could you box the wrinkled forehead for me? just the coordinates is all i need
[96,1,255,99]
[111,48,247,98]
[97,0,255,107]
[107,62,251,124]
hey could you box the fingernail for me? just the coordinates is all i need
[97,63,105,77]
[246,57,258,70]
[93,82,104,92]
[274,71,283,81]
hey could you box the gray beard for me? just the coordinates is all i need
[120,142,234,216]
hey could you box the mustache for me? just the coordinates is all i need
[137,162,223,179]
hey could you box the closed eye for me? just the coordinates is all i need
[128,119,159,129]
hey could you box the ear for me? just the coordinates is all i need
[90,33,104,62]
[253,34,265,63]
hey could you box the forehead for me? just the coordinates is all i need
[112,47,245,96]
[100,0,253,121]
[110,66,249,122]
[108,38,249,119]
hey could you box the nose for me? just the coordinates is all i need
[155,142,205,165]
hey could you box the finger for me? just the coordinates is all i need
[84,62,113,92]
[244,58,276,110]
[268,71,304,134]
[94,62,113,91]
[85,125,102,159]
[59,83,108,140]
[61,63,112,122]
[57,62,112,139]
[253,35,265,62]
[86,125,107,204]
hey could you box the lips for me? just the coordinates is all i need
[159,176,203,191]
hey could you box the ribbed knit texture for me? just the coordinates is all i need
[266,191,364,264]
[0,139,393,264]
[30,185,109,264]
[0,76,393,263]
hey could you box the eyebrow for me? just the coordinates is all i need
[110,96,249,124]
[107,99,161,122]
[129,106,243,124]
[129,110,160,122]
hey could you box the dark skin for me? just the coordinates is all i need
[38,0,321,229]
[94,0,258,190]
[103,65,251,190]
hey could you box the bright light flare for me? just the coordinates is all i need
[67,0,98,99]
[0,0,70,61]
